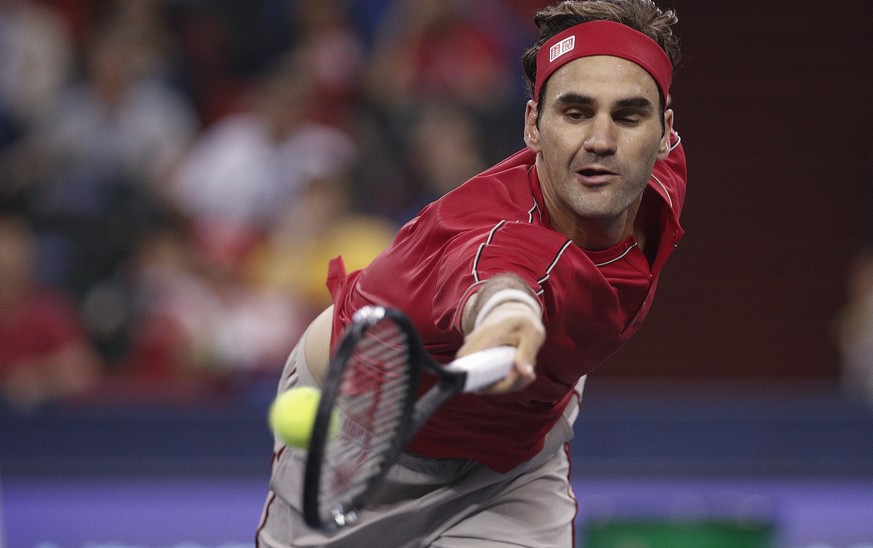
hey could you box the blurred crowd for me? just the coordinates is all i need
[0,0,544,411]
[834,138,873,407]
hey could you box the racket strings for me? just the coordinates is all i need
[318,318,414,519]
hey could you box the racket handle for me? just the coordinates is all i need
[444,346,516,392]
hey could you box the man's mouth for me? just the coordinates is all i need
[577,167,617,185]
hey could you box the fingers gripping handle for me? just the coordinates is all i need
[444,346,517,392]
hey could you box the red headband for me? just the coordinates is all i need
[534,21,672,101]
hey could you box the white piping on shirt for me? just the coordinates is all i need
[472,220,507,283]
[593,242,639,267]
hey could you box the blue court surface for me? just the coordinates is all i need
[2,379,873,547]
[3,474,873,547]
[1,474,265,547]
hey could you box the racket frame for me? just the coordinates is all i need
[302,305,512,530]
[303,306,423,530]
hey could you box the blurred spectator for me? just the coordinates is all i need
[124,225,305,388]
[835,139,873,405]
[95,0,181,81]
[355,0,525,219]
[170,3,252,125]
[398,101,489,222]
[31,11,195,203]
[0,0,74,210]
[166,51,357,269]
[0,0,73,141]
[17,17,198,359]
[834,248,873,404]
[38,0,102,47]
[364,0,515,112]
[0,215,100,412]
[284,0,367,130]
[247,170,398,321]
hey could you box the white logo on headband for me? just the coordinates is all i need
[549,36,576,63]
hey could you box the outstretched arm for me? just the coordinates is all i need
[459,274,545,394]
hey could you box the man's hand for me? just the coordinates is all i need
[459,275,546,394]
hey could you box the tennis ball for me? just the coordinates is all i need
[269,386,339,449]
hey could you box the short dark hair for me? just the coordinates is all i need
[521,0,680,109]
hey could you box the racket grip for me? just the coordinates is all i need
[444,346,516,392]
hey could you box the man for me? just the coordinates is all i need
[258,0,685,546]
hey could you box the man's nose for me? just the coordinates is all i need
[582,115,617,155]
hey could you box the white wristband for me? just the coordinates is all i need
[473,288,541,329]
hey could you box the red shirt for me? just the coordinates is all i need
[0,288,87,374]
[328,134,686,472]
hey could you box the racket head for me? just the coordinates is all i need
[303,306,422,530]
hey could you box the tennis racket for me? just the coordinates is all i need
[302,305,516,531]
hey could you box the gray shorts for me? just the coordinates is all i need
[257,327,583,547]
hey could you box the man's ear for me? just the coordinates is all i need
[657,109,674,160]
[524,100,541,152]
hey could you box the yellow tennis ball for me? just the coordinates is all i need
[269,386,339,448]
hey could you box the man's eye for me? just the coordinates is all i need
[614,111,645,124]
[616,116,642,125]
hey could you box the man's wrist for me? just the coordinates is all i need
[473,288,541,330]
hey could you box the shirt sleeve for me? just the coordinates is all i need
[433,221,569,332]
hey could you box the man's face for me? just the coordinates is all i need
[524,55,673,247]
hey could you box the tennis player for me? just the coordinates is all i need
[258,0,685,545]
